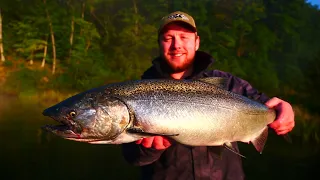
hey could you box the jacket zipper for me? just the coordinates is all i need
[191,147,196,180]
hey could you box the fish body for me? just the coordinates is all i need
[42,77,276,153]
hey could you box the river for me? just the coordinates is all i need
[0,94,319,180]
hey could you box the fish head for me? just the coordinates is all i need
[42,91,130,143]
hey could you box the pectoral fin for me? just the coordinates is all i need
[126,127,179,137]
[252,126,269,154]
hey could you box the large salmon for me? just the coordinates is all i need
[42,77,276,154]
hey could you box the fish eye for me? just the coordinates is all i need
[69,111,76,117]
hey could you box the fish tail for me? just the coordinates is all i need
[283,133,292,143]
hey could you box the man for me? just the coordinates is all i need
[121,11,295,180]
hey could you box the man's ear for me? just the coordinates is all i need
[195,35,200,50]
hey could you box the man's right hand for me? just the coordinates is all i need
[135,136,172,150]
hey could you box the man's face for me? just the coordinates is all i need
[159,23,200,73]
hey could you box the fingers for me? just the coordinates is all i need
[135,136,172,150]
[268,114,286,129]
[276,130,290,135]
[135,139,143,144]
[162,137,172,147]
[265,97,281,108]
[153,136,167,150]
[270,121,294,135]
[140,137,155,148]
[266,97,295,135]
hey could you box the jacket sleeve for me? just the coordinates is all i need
[210,70,271,103]
[121,142,166,166]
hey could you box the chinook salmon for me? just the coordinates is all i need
[42,77,276,155]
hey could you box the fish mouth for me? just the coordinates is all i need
[42,109,85,138]
[42,108,104,142]
[42,124,105,142]
[42,106,84,139]
[42,124,82,139]
[42,118,105,142]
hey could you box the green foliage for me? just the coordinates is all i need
[3,68,48,95]
[58,49,112,90]
[0,0,319,143]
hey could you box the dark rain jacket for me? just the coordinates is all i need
[121,51,270,180]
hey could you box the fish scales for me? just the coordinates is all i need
[42,78,276,153]
[100,79,275,146]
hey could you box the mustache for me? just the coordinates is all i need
[168,52,185,54]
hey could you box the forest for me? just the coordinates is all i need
[0,0,319,144]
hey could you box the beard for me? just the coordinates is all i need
[161,55,195,74]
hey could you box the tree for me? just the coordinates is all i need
[0,8,5,62]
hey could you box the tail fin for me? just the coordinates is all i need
[283,133,292,143]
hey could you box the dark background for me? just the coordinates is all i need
[0,0,319,179]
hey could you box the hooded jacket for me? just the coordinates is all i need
[121,51,270,180]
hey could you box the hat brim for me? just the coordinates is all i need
[158,20,197,34]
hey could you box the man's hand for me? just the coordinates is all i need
[265,97,295,135]
[136,136,172,150]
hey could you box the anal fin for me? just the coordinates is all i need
[223,142,246,158]
[126,127,179,137]
[252,126,268,154]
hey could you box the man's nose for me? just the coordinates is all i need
[171,38,182,49]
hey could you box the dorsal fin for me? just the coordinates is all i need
[198,77,229,90]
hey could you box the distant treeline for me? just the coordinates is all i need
[0,0,319,114]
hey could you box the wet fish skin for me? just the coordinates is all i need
[43,92,131,142]
[42,77,276,153]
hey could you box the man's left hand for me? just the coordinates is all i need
[265,97,295,135]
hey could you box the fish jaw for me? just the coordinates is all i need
[41,124,143,144]
[42,124,112,143]
[42,104,97,141]
[42,124,82,139]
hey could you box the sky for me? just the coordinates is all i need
[307,0,320,6]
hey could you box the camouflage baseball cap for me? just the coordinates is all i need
[158,11,197,34]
